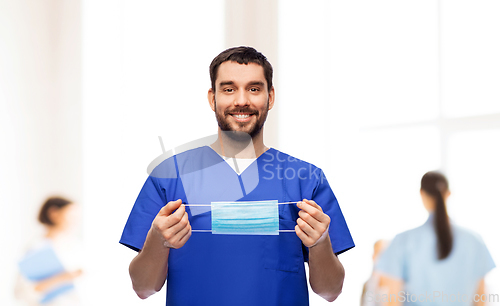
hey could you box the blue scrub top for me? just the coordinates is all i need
[120,146,354,306]
[376,215,495,305]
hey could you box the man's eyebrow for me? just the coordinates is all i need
[218,81,234,87]
[247,81,265,87]
[218,80,265,88]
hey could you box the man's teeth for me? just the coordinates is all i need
[233,114,251,119]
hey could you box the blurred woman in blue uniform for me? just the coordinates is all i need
[15,197,83,306]
[376,171,495,305]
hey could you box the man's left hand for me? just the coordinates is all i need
[295,199,330,248]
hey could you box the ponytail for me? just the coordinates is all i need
[421,171,453,260]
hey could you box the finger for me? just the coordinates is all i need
[154,203,186,232]
[172,220,190,241]
[298,210,320,229]
[301,199,323,212]
[166,211,189,237]
[295,224,315,247]
[298,209,330,241]
[297,216,323,243]
[296,216,316,237]
[297,201,329,224]
[169,203,186,221]
[169,223,192,249]
[177,224,192,244]
[158,199,183,216]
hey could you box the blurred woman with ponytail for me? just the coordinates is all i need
[374,171,495,306]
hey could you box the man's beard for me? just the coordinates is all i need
[214,99,269,142]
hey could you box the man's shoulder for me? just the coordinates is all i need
[263,148,322,171]
[149,146,214,179]
[261,149,328,185]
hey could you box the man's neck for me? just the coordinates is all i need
[211,129,268,159]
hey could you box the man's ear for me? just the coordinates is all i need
[268,86,275,110]
[208,88,216,112]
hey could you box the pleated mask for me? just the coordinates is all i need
[211,200,279,235]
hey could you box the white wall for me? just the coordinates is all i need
[0,0,82,304]
[81,1,224,304]
[224,0,280,148]
[278,1,500,305]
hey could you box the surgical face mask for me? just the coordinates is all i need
[211,200,279,235]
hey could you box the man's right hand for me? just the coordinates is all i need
[152,199,191,249]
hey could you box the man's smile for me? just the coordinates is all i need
[230,113,254,122]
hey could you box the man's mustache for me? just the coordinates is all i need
[224,108,258,115]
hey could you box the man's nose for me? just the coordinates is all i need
[233,90,250,107]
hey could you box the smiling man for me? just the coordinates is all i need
[120,46,354,306]
[210,53,272,139]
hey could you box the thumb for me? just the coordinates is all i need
[158,199,183,216]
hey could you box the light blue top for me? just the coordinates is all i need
[376,215,495,305]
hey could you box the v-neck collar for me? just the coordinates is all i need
[206,146,274,176]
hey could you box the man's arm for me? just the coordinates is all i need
[295,199,345,302]
[129,199,191,299]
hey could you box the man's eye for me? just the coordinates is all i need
[224,88,234,93]
[250,88,259,92]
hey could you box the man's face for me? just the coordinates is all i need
[208,61,274,139]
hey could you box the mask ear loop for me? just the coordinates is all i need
[185,202,299,206]
[277,158,298,233]
[284,157,291,201]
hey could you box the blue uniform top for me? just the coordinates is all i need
[120,146,354,306]
[376,215,495,305]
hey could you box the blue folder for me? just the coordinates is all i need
[18,244,74,304]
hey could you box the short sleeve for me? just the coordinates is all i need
[312,170,355,256]
[473,235,496,281]
[119,176,167,252]
[375,234,407,281]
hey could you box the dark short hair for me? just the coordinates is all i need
[38,196,73,226]
[209,46,273,92]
